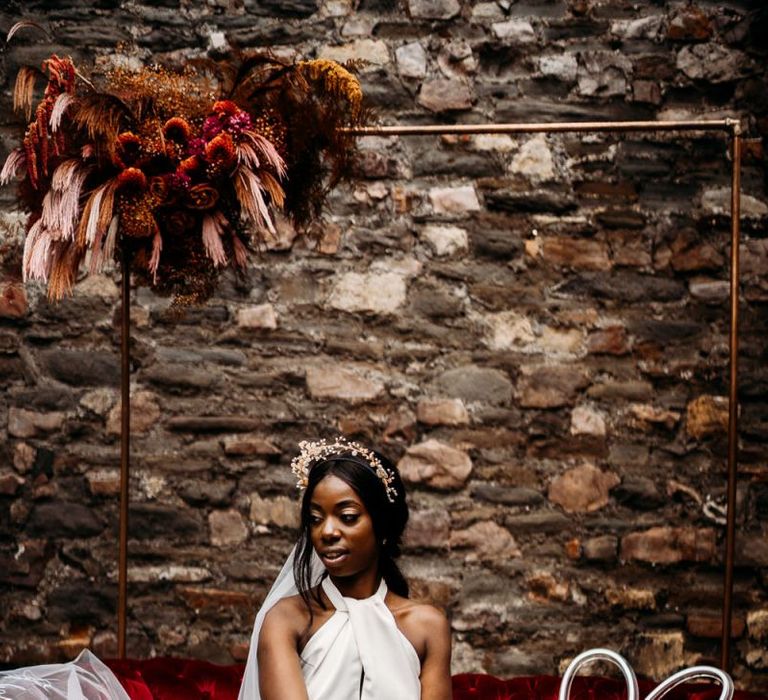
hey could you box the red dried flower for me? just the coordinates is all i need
[116,167,147,194]
[179,155,203,178]
[212,100,240,118]
[164,117,192,143]
[204,132,237,172]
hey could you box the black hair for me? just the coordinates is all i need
[293,449,409,615]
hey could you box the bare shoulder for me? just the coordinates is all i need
[388,594,450,657]
[390,594,447,624]
[260,594,308,639]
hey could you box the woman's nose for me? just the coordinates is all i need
[321,518,340,539]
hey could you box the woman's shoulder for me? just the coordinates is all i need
[388,594,450,636]
[261,594,310,635]
[387,593,450,662]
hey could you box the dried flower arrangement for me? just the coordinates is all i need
[1,23,369,305]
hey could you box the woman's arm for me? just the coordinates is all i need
[418,606,453,700]
[257,600,310,700]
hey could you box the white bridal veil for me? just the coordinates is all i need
[239,544,325,700]
[0,649,129,700]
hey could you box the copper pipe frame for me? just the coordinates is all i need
[118,251,131,659]
[721,123,742,671]
[115,118,742,669]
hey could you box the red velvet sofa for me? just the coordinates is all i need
[105,658,768,700]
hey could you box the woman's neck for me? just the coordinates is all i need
[329,567,382,599]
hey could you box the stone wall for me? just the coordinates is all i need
[1,0,767,691]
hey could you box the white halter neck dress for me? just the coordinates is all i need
[299,577,421,700]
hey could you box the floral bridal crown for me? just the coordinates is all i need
[291,438,398,503]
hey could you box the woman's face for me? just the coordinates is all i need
[309,474,379,578]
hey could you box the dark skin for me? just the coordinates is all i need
[258,475,452,700]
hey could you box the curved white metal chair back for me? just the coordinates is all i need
[558,648,640,700]
[644,665,734,700]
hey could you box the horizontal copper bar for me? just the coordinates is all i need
[345,118,737,136]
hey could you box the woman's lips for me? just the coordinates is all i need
[320,550,348,566]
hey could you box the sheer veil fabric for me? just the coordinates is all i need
[0,649,130,700]
[238,546,421,700]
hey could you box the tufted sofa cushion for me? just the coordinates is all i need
[105,659,767,700]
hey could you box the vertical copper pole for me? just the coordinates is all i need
[720,121,742,672]
[118,250,131,659]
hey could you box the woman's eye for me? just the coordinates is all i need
[310,515,323,526]
[341,513,359,524]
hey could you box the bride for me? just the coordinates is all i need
[239,438,452,700]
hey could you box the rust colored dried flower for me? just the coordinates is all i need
[178,155,203,178]
[298,59,363,118]
[186,183,219,210]
[163,117,192,143]
[204,132,237,174]
[116,167,147,193]
[212,100,240,118]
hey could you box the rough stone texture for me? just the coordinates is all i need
[249,494,299,529]
[687,612,745,639]
[416,397,469,426]
[318,39,389,66]
[583,535,617,562]
[577,51,632,97]
[686,394,729,439]
[327,271,407,315]
[8,408,66,438]
[28,503,104,538]
[605,586,656,611]
[621,527,716,564]
[237,304,278,330]
[396,42,427,80]
[406,508,451,549]
[748,610,768,641]
[676,43,751,83]
[408,0,460,20]
[570,405,606,437]
[429,185,481,214]
[540,236,611,270]
[434,365,513,406]
[449,521,520,562]
[0,1,766,689]
[586,326,629,355]
[418,79,473,113]
[492,19,535,43]
[517,365,589,408]
[41,350,120,387]
[0,283,27,319]
[106,390,161,435]
[398,439,472,490]
[509,136,555,182]
[305,365,384,403]
[420,225,469,257]
[548,463,620,513]
[209,510,249,547]
[222,435,280,456]
[633,632,686,681]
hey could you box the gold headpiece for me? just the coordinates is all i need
[291,437,397,503]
